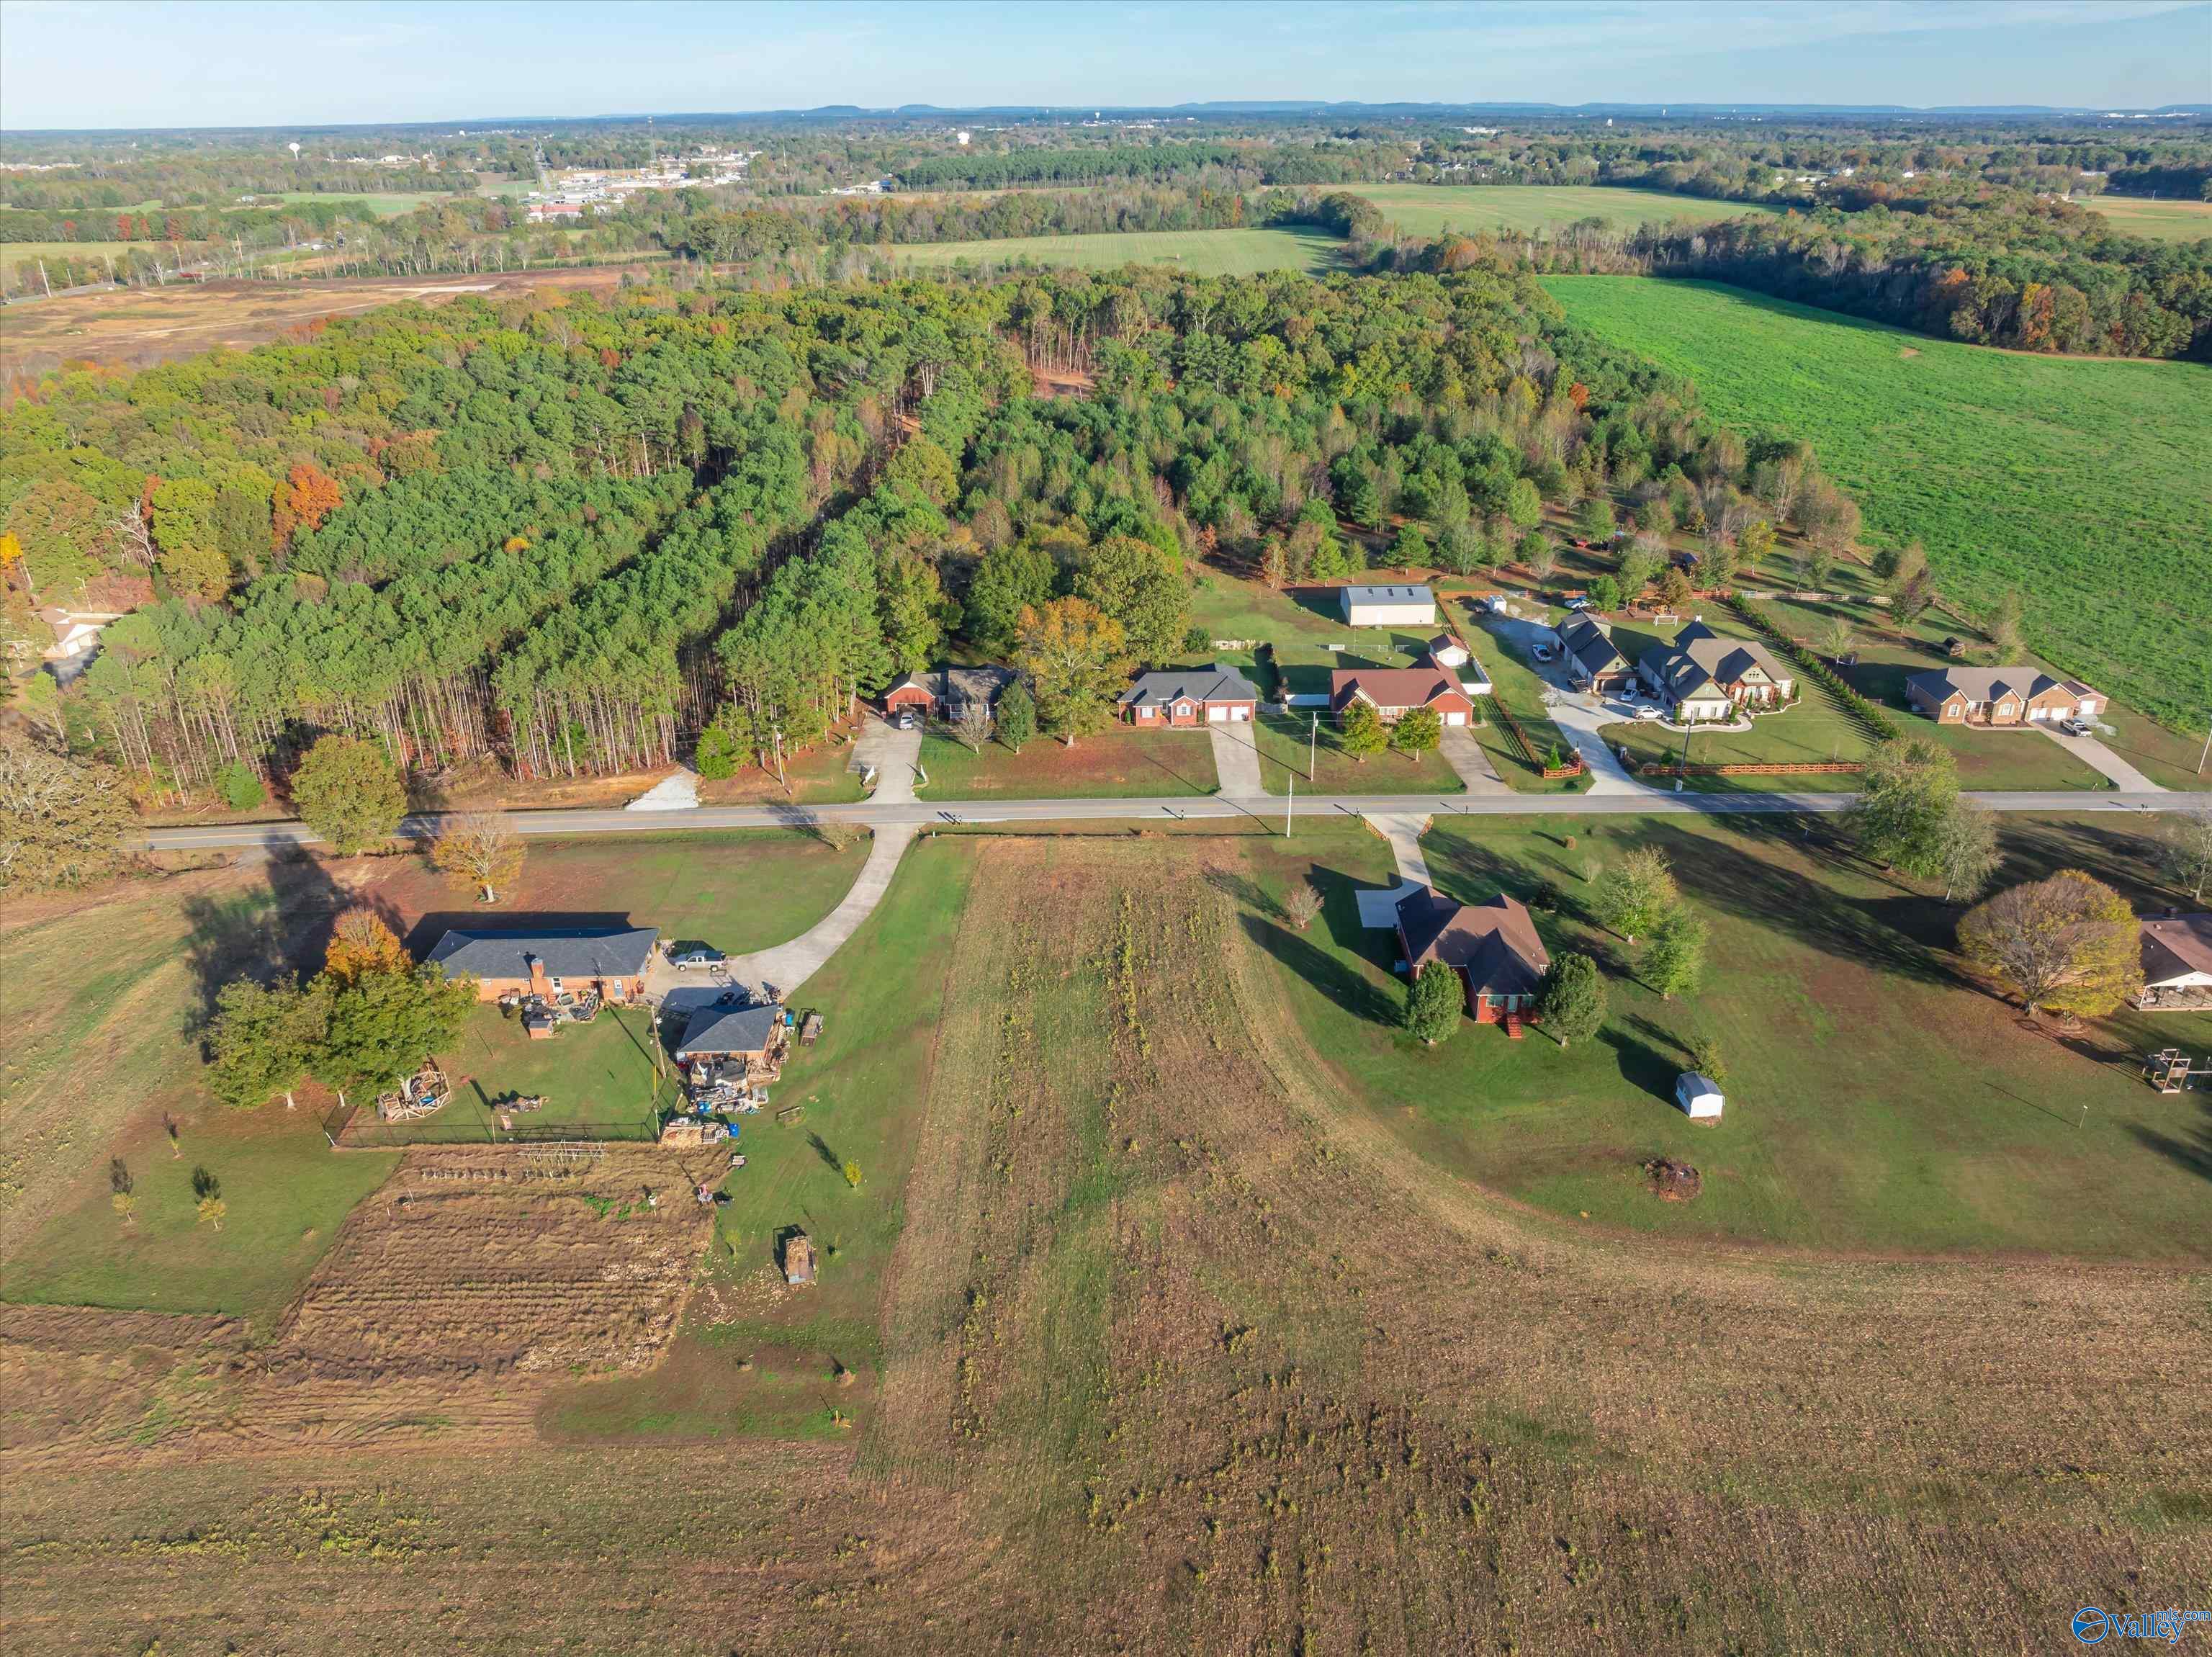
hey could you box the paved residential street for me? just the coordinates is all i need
[139,788,2191,853]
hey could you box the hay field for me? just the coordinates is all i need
[6,832,2210,1652]
[1545,275,2212,730]
[1349,182,1778,237]
[881,225,1346,277]
[2088,194,2212,243]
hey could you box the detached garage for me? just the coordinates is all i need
[1341,584,1437,628]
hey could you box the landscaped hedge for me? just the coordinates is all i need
[1727,596,1901,742]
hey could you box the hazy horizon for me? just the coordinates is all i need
[3,0,2208,133]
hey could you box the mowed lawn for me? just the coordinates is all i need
[882,225,1346,277]
[1543,277,2212,733]
[1349,183,1779,238]
[2087,195,2212,243]
[1249,711,1464,796]
[917,724,1218,797]
[544,838,979,1442]
[376,827,873,961]
[1235,814,2212,1259]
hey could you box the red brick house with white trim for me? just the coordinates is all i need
[1118,665,1260,727]
[1394,889,1550,1032]
[1906,666,2105,727]
[1329,665,1477,725]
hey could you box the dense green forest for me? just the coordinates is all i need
[4,259,1877,811]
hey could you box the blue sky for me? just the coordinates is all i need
[2,1,2207,131]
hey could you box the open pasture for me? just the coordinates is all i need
[1349,181,1779,237]
[1545,276,2212,733]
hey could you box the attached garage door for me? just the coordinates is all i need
[1444,710,1466,726]
[1207,706,1227,722]
[1230,706,1249,722]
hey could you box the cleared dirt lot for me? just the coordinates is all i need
[0,265,656,374]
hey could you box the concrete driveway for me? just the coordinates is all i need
[2042,726,2165,793]
[1478,615,1649,796]
[852,713,925,804]
[1209,719,1266,799]
[1354,812,1434,928]
[1440,724,1511,795]
[715,822,918,1000]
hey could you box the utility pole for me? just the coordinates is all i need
[2197,715,2210,778]
[1285,771,1294,840]
[1309,711,1318,781]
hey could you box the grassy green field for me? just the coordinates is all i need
[1241,813,2212,1258]
[2087,194,2212,243]
[0,239,151,268]
[884,225,1346,277]
[917,725,1218,796]
[1349,183,1777,238]
[1545,277,2212,732]
[1249,711,1465,795]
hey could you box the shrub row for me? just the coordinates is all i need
[1727,596,1901,742]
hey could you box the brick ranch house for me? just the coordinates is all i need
[1905,666,2106,727]
[1328,664,1478,726]
[423,926,660,1004]
[882,663,1017,721]
[1118,664,1260,726]
[1394,888,1550,1033]
[1637,621,1795,722]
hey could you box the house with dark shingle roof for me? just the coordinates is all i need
[424,926,660,1003]
[672,1000,788,1066]
[1555,613,1632,694]
[1905,665,2104,727]
[1637,621,1794,722]
[883,663,1018,721]
[1394,889,1550,1029]
[1118,664,1259,727]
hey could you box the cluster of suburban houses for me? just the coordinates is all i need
[883,585,1492,735]
[1555,610,2105,729]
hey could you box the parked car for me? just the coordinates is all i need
[671,949,727,971]
[1563,597,1594,612]
[1634,705,1664,722]
[1532,643,1557,663]
[2059,717,2095,737]
[892,706,921,731]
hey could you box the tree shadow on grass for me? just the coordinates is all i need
[1599,1020,1684,1108]
[2128,1100,2212,1187]
[180,851,365,1030]
[1239,912,1401,1030]
[806,1133,843,1176]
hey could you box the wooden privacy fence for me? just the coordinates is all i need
[1483,696,1584,778]
[1635,759,1865,777]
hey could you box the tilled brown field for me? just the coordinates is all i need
[4,838,2209,1654]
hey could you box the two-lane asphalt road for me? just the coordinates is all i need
[141,789,2189,852]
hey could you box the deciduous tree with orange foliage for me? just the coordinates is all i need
[1013,597,1128,748]
[274,462,343,547]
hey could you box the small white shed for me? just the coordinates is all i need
[1342,584,1437,628]
[1426,633,1470,670]
[1676,1072,1725,1121]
